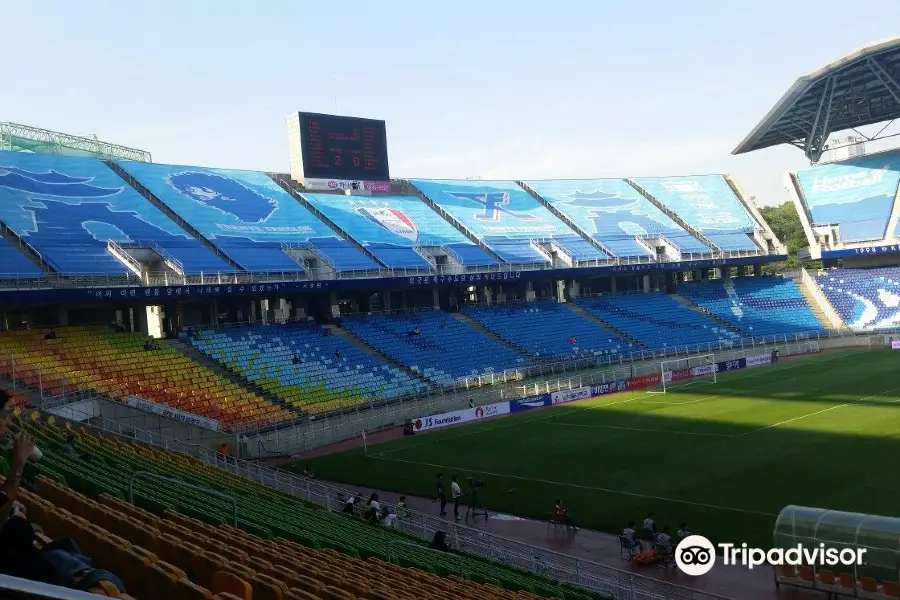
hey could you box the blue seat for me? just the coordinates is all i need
[576,293,742,351]
[522,179,712,258]
[705,233,758,252]
[0,237,42,278]
[796,154,900,243]
[485,238,550,265]
[0,153,229,275]
[307,238,380,271]
[443,243,498,266]
[679,278,825,337]
[817,266,900,331]
[552,235,609,261]
[343,312,526,386]
[463,301,633,359]
[186,322,431,410]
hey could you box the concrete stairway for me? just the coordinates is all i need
[670,295,749,337]
[450,312,533,357]
[794,278,837,330]
[161,338,299,413]
[565,303,647,349]
[328,326,434,387]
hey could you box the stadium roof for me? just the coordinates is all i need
[733,38,900,162]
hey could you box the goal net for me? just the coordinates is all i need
[646,354,716,394]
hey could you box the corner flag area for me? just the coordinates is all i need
[294,349,900,548]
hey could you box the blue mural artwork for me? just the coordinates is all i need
[408,179,607,264]
[524,179,711,257]
[119,161,378,272]
[0,152,229,275]
[796,152,900,243]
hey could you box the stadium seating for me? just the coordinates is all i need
[0,152,231,275]
[408,179,594,266]
[184,323,432,413]
[118,161,379,273]
[523,179,712,258]
[0,326,295,428]
[575,293,743,351]
[678,278,825,336]
[462,301,633,359]
[10,416,598,600]
[342,312,527,386]
[630,175,760,252]
[0,236,42,278]
[795,153,900,243]
[551,235,609,262]
[816,266,900,330]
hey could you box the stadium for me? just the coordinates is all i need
[0,31,900,600]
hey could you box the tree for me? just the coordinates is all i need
[758,202,821,274]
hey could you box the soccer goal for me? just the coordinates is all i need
[646,353,717,394]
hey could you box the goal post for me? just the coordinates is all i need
[646,353,717,394]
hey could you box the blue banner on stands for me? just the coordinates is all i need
[508,394,551,413]
[716,358,746,372]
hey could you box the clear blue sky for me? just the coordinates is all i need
[4,0,900,206]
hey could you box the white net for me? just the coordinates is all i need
[646,353,716,394]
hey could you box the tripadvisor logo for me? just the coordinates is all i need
[674,535,866,576]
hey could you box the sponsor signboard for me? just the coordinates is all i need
[745,353,772,367]
[413,401,510,433]
[628,373,662,390]
[892,340,900,350]
[717,358,746,372]
[550,386,592,405]
[591,380,628,396]
[509,394,551,413]
[126,396,220,431]
[304,178,392,193]
[691,364,717,377]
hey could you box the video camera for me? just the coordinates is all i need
[466,476,485,490]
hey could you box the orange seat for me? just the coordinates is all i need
[860,576,880,592]
[212,571,253,600]
[797,566,814,582]
[252,573,289,600]
[176,579,214,600]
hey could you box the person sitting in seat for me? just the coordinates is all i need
[429,530,449,552]
[655,525,673,553]
[43,330,57,341]
[641,511,657,542]
[554,499,577,531]
[333,350,342,360]
[61,433,89,461]
[302,464,315,478]
[0,391,125,594]
[622,520,639,549]
[396,496,408,519]
[677,521,692,541]
[292,353,303,365]
[365,493,381,524]
[342,492,361,514]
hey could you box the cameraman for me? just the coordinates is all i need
[451,475,462,521]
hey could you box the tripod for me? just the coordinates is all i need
[465,488,488,521]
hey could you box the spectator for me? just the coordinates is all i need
[554,499,577,531]
[333,350,342,360]
[292,353,303,365]
[0,392,124,594]
[677,522,692,540]
[436,473,446,517]
[622,520,637,547]
[396,496,408,519]
[366,493,381,524]
[451,475,462,521]
[61,433,89,461]
[302,464,315,478]
[44,330,57,341]
[342,492,361,514]
[655,526,673,552]
[642,512,656,541]
[428,530,449,552]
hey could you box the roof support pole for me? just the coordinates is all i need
[866,58,900,106]
[805,77,836,163]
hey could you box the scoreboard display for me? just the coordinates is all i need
[295,112,390,183]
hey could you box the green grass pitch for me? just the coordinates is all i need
[289,350,900,548]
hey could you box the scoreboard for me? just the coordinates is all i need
[288,112,391,192]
